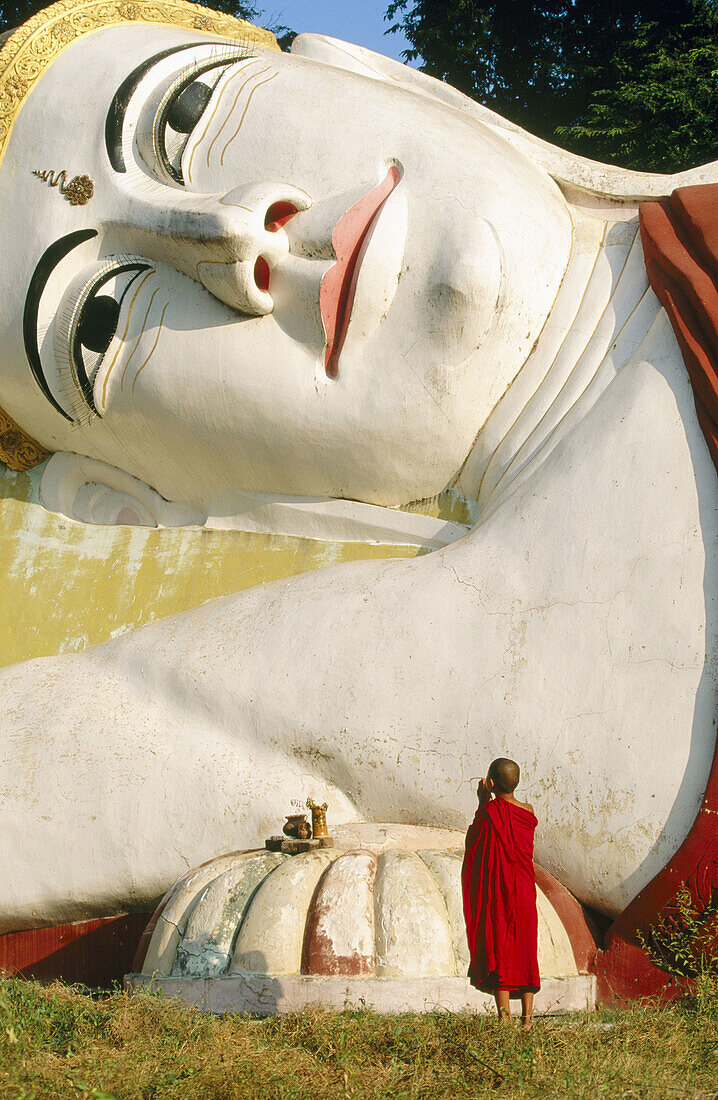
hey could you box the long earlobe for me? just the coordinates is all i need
[39,452,205,528]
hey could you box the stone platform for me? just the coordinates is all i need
[126,824,599,1016]
[125,973,597,1016]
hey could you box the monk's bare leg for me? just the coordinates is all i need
[495,990,511,1023]
[521,991,534,1032]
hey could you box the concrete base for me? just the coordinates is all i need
[124,973,597,1016]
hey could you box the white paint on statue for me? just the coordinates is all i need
[0,25,571,511]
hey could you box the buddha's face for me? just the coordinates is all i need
[0,23,572,507]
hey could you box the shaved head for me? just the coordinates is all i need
[488,757,520,794]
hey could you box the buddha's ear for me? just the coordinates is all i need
[39,452,205,528]
[291,34,718,205]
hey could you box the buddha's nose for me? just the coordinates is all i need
[106,182,311,314]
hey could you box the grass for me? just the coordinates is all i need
[0,977,718,1099]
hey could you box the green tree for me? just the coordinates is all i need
[385,0,718,172]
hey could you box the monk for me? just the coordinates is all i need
[462,758,540,1030]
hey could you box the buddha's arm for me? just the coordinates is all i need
[0,357,714,928]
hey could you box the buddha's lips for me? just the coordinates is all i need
[320,166,402,379]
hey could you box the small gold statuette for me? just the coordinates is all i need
[33,168,94,206]
[307,798,329,839]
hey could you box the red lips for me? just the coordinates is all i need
[320,166,402,379]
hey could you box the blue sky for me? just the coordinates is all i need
[256,0,415,63]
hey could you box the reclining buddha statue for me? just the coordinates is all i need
[1,0,717,990]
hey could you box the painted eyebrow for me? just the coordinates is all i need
[105,42,207,172]
[23,228,97,420]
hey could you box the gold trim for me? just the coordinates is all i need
[0,405,49,470]
[0,0,277,468]
[32,167,94,204]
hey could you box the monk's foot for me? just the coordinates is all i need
[520,1016,533,1034]
[498,1009,511,1025]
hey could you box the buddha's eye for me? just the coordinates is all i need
[77,294,120,354]
[166,82,213,134]
[155,60,238,185]
[55,261,151,420]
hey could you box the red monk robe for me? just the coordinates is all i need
[462,798,540,995]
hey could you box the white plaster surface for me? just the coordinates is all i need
[231,850,337,975]
[125,974,598,1016]
[174,851,286,977]
[418,851,471,973]
[332,825,465,853]
[306,851,376,970]
[374,851,456,978]
[141,851,268,977]
[294,36,718,204]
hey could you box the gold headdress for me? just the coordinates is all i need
[0,0,277,471]
[0,406,49,470]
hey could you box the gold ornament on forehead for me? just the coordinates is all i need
[33,168,94,204]
[0,0,277,471]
